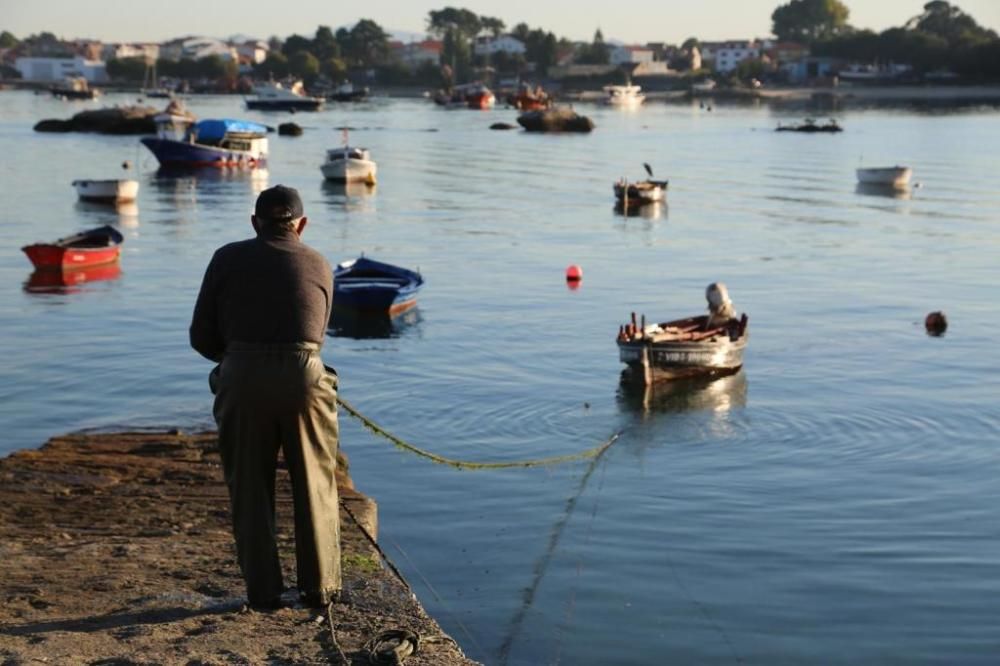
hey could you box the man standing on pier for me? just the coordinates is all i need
[190,185,341,610]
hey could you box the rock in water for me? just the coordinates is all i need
[278,122,303,136]
[490,122,518,130]
[34,105,167,135]
[517,108,594,133]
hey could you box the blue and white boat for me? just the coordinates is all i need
[141,117,269,168]
[333,256,424,316]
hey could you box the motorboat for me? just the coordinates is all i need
[776,118,842,133]
[616,286,749,385]
[72,179,139,203]
[602,84,645,107]
[328,81,369,102]
[856,166,912,188]
[245,81,324,111]
[333,256,423,316]
[321,146,377,185]
[50,77,98,100]
[141,117,268,168]
[614,163,668,209]
[22,225,124,271]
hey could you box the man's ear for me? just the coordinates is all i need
[251,215,260,233]
[296,217,308,235]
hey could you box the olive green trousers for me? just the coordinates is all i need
[211,342,341,606]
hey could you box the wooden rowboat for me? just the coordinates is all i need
[617,312,749,384]
[21,225,124,271]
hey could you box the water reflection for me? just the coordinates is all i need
[74,200,140,228]
[613,201,667,221]
[855,183,913,200]
[321,180,377,213]
[327,306,421,339]
[616,370,748,418]
[24,262,122,294]
[150,166,270,202]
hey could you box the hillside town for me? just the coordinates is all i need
[1,1,998,95]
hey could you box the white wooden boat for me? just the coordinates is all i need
[603,84,645,107]
[72,179,139,202]
[856,166,912,188]
[614,164,668,209]
[321,147,377,185]
[617,313,749,384]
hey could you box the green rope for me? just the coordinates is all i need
[336,396,621,470]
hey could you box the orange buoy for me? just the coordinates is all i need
[565,264,583,282]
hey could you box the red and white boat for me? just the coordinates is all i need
[21,225,124,271]
[434,82,496,109]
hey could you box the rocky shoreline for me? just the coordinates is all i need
[0,431,477,665]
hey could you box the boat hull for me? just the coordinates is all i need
[140,138,266,167]
[246,99,323,111]
[333,257,423,316]
[321,159,377,184]
[614,180,668,207]
[72,179,139,202]
[617,315,748,385]
[856,166,912,188]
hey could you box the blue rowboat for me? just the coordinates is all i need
[333,256,424,316]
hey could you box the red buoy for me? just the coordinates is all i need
[565,264,583,282]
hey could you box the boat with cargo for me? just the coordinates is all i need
[141,117,268,168]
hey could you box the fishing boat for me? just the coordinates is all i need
[50,76,99,100]
[141,117,268,168]
[616,285,749,385]
[333,256,423,316]
[320,147,377,184]
[245,80,324,111]
[21,225,124,271]
[72,178,139,203]
[602,84,645,107]
[856,165,912,188]
[614,164,668,209]
[509,84,551,111]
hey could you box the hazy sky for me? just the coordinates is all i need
[4,0,999,44]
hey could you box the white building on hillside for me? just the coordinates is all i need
[236,40,269,65]
[610,45,655,66]
[15,56,108,82]
[104,43,160,62]
[473,35,526,57]
[160,37,237,62]
[701,40,765,73]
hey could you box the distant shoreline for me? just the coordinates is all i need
[5,79,1000,106]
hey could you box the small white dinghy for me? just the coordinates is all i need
[73,161,139,203]
[856,166,912,189]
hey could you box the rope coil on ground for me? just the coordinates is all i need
[336,396,621,470]
[364,628,420,665]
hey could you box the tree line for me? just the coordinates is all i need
[772,0,1000,78]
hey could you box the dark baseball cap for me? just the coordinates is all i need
[254,185,304,221]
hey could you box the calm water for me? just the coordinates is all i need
[2,90,999,664]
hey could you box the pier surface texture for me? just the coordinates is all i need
[0,431,477,665]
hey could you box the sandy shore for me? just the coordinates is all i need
[0,431,478,665]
